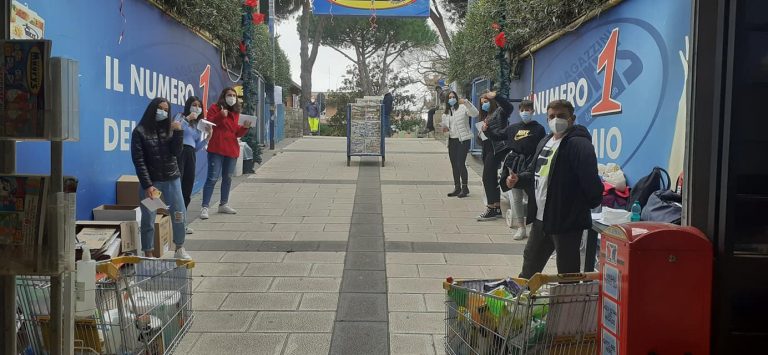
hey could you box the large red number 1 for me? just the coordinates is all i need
[199,64,211,110]
[592,28,622,116]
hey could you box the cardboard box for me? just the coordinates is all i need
[116,175,140,206]
[152,214,172,258]
[76,220,141,253]
[92,205,141,223]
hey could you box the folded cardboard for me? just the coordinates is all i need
[152,214,172,258]
[116,175,140,205]
[76,220,141,253]
[92,205,141,224]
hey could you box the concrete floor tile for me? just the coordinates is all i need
[386,252,446,264]
[195,276,272,293]
[302,217,350,224]
[329,322,389,355]
[386,264,419,278]
[436,233,494,243]
[383,224,409,232]
[444,253,511,266]
[220,292,301,310]
[387,278,446,294]
[283,251,346,263]
[423,294,445,313]
[184,230,244,240]
[345,251,385,270]
[418,265,486,279]
[385,232,438,242]
[239,231,296,241]
[337,293,388,321]
[243,262,312,276]
[250,311,335,332]
[283,333,332,355]
[273,223,327,232]
[323,224,351,232]
[191,262,247,277]
[481,265,518,279]
[390,334,437,355]
[293,231,349,241]
[341,270,387,293]
[220,251,286,263]
[299,293,339,310]
[190,310,256,333]
[188,333,286,355]
[173,332,200,354]
[191,292,228,310]
[388,294,426,312]
[389,312,444,334]
[310,263,344,277]
[348,237,384,251]
[270,277,341,292]
[186,251,225,262]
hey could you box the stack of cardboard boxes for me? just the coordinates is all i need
[75,175,172,259]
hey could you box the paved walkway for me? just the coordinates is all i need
[176,137,557,355]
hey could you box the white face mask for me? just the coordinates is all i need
[520,111,532,123]
[548,117,569,134]
[191,107,202,115]
[226,96,237,106]
[155,109,168,121]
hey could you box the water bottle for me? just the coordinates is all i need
[630,201,641,222]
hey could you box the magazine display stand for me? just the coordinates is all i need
[346,96,386,167]
[0,37,79,355]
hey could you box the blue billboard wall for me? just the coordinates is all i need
[16,0,234,219]
[509,0,691,185]
[312,0,430,17]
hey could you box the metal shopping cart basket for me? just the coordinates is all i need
[444,272,600,355]
[16,256,195,354]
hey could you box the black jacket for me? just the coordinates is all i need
[487,120,546,160]
[131,124,183,189]
[485,94,515,154]
[501,125,603,234]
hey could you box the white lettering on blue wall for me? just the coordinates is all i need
[104,118,137,152]
[526,77,589,115]
[593,127,622,160]
[105,55,195,105]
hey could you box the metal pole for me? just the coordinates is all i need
[49,140,74,355]
[1,1,19,354]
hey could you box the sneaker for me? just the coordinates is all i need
[174,247,191,260]
[218,204,237,214]
[200,207,209,220]
[477,207,502,221]
[512,226,528,240]
[457,185,470,198]
[185,226,194,234]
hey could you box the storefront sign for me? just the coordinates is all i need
[15,0,231,218]
[312,0,430,17]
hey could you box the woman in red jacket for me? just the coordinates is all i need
[200,87,252,219]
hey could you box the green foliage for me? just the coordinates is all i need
[394,118,424,133]
[324,90,358,137]
[448,0,607,86]
[249,26,292,92]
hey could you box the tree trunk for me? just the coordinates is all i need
[430,2,451,50]
[299,0,324,135]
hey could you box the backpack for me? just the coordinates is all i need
[628,167,670,210]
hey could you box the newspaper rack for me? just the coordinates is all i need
[346,97,386,167]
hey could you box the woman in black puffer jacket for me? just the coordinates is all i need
[477,90,514,221]
[131,97,190,260]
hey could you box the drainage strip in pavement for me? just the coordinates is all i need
[329,157,390,354]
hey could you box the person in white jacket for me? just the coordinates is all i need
[441,91,479,197]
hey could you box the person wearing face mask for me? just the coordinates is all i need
[306,96,320,135]
[441,91,479,197]
[131,97,190,259]
[174,96,209,234]
[487,100,545,240]
[504,99,603,278]
[201,87,252,220]
[477,91,514,221]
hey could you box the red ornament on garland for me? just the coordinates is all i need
[491,23,501,32]
[252,13,265,25]
[494,32,507,48]
[239,41,247,53]
[244,0,257,7]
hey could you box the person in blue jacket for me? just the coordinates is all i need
[174,96,209,234]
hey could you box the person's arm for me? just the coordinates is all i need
[513,137,547,190]
[572,138,604,208]
[499,166,512,192]
[130,130,152,189]
[463,100,479,117]
[234,113,249,137]
[487,124,511,141]
[169,124,184,157]
[521,125,546,156]
[493,92,515,117]
[207,104,224,125]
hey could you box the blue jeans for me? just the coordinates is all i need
[139,178,186,251]
[202,152,236,207]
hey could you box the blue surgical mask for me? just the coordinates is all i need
[155,109,168,121]
[448,98,457,106]
[520,111,532,123]
[481,102,491,112]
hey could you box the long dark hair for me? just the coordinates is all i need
[182,96,204,127]
[138,97,171,136]
[479,97,499,120]
[443,91,460,115]
[216,87,241,113]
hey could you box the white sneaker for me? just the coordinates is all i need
[218,204,237,214]
[185,226,194,234]
[174,247,191,260]
[512,226,527,240]
[200,207,209,219]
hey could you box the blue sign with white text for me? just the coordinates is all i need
[312,0,430,17]
[15,0,233,219]
[509,0,691,184]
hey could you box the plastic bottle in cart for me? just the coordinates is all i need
[630,201,642,222]
[75,246,97,317]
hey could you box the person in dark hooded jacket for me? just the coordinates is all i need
[503,99,603,278]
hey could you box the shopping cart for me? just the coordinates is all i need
[16,256,195,354]
[444,272,600,355]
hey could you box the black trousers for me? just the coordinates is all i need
[482,147,507,205]
[519,220,583,279]
[177,145,196,209]
[448,138,470,187]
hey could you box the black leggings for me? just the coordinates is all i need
[519,220,583,278]
[177,145,196,209]
[482,148,507,205]
[448,138,470,187]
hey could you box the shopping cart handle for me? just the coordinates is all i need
[96,256,195,280]
[526,272,600,293]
